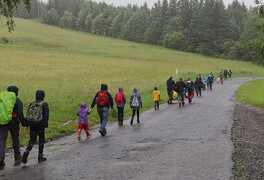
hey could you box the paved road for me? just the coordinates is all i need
[0,78,256,180]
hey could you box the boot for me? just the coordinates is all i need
[22,150,29,164]
[38,154,47,163]
[130,119,133,125]
[137,119,140,124]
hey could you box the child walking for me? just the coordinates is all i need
[22,90,49,164]
[77,102,92,140]
[153,87,160,110]
[130,88,142,125]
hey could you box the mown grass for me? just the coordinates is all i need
[236,79,264,109]
[1,18,264,146]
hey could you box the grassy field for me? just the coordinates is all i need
[1,18,264,146]
[236,79,264,109]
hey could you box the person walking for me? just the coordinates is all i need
[115,87,126,126]
[91,84,113,136]
[186,78,195,103]
[130,88,142,124]
[153,87,160,110]
[175,78,186,107]
[207,73,214,90]
[166,76,175,104]
[77,102,92,140]
[22,90,49,164]
[0,86,26,169]
[194,78,203,96]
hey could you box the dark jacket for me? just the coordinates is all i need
[167,78,175,91]
[194,79,203,89]
[7,86,26,126]
[91,84,114,109]
[175,80,186,93]
[29,90,49,128]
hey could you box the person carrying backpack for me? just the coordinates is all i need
[91,84,113,136]
[207,73,214,90]
[0,86,26,169]
[115,87,126,126]
[186,78,195,103]
[175,78,186,107]
[166,76,175,104]
[194,78,203,96]
[22,90,49,164]
[130,88,142,125]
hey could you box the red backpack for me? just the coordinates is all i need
[96,91,108,106]
[115,92,123,103]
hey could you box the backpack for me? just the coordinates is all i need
[115,92,123,103]
[186,82,193,91]
[0,91,16,125]
[26,101,44,123]
[131,94,139,108]
[208,75,213,83]
[96,91,109,106]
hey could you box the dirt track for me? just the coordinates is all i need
[0,77,259,180]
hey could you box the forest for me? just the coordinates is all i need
[15,0,264,65]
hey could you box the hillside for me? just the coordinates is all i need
[1,18,264,144]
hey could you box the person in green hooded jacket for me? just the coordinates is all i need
[0,86,26,169]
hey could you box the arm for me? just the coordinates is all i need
[15,98,27,127]
[107,92,114,109]
[42,102,49,128]
[90,92,98,109]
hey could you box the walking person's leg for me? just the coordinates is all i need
[22,125,37,164]
[99,107,108,135]
[0,125,8,168]
[8,123,21,165]
[131,109,135,125]
[38,126,46,162]
[136,109,140,124]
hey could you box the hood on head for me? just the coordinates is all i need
[80,102,86,108]
[101,84,108,91]
[7,86,19,96]
[36,90,45,101]
[133,88,138,93]
[118,87,123,92]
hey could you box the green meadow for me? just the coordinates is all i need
[1,18,264,146]
[236,79,264,109]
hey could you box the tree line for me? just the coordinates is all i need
[15,0,264,65]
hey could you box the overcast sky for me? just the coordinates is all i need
[94,0,255,8]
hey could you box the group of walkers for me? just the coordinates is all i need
[0,86,49,170]
[0,70,232,169]
[166,71,231,107]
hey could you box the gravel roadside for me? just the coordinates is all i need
[232,103,264,179]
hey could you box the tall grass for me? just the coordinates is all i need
[1,18,264,145]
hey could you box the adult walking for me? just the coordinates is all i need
[115,87,126,126]
[186,78,195,103]
[0,86,26,169]
[194,78,203,96]
[91,84,113,136]
[130,88,142,125]
[175,78,186,107]
[207,73,214,90]
[166,76,175,104]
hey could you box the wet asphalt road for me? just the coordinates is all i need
[0,78,257,180]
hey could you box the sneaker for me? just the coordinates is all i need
[22,151,29,164]
[38,154,47,163]
[14,158,21,166]
[99,129,106,136]
[78,136,81,140]
[0,161,5,170]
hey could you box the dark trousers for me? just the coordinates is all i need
[117,107,124,124]
[208,83,212,90]
[196,87,201,96]
[7,121,21,160]
[131,109,140,122]
[26,123,45,155]
[154,101,159,110]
